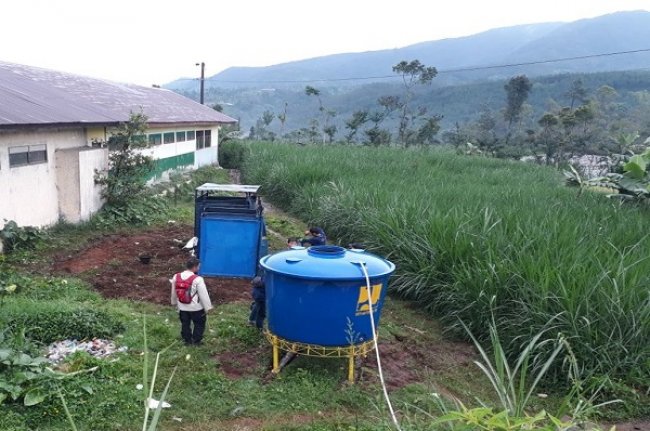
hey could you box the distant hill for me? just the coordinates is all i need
[188,69,650,134]
[167,10,650,91]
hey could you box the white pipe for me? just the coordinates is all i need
[357,261,402,431]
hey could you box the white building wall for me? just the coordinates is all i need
[194,126,220,168]
[0,128,87,228]
[138,139,196,159]
[195,147,218,168]
[0,123,224,229]
[78,148,108,220]
[135,125,222,181]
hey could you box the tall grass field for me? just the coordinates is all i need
[242,142,649,387]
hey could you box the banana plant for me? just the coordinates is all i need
[570,147,650,200]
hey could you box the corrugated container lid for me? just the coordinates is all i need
[260,245,395,281]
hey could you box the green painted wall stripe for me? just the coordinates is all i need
[148,152,195,181]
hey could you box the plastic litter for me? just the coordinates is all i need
[147,398,171,409]
[46,338,127,363]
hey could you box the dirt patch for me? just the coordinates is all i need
[362,335,476,391]
[171,414,316,431]
[611,420,650,431]
[52,224,252,305]
[214,345,271,379]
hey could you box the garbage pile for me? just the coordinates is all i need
[46,338,127,363]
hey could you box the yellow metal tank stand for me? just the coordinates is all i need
[265,331,375,383]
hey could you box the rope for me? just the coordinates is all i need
[358,261,402,431]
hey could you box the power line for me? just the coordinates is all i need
[173,47,650,84]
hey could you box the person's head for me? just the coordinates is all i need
[348,242,365,250]
[287,237,299,248]
[186,257,200,273]
[308,227,323,237]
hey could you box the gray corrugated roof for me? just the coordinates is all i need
[0,61,237,128]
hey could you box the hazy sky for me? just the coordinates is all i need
[1,0,648,85]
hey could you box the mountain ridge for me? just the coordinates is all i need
[166,10,650,90]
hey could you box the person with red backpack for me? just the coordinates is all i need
[171,257,213,345]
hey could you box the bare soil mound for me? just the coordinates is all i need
[53,224,251,304]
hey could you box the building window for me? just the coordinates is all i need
[204,130,212,148]
[164,132,175,144]
[176,131,186,142]
[9,144,48,167]
[148,133,162,146]
[187,130,196,140]
[196,130,205,149]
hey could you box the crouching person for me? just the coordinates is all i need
[248,276,266,330]
[171,257,213,345]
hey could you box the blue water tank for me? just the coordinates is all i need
[194,184,268,278]
[260,245,395,347]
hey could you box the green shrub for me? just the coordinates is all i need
[91,196,170,228]
[0,221,47,253]
[3,302,124,344]
[218,141,248,169]
[162,165,230,203]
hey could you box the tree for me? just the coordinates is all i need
[95,112,154,207]
[442,122,470,149]
[305,86,336,143]
[573,103,596,150]
[307,119,320,144]
[503,75,533,130]
[364,126,391,147]
[537,113,559,164]
[211,103,224,112]
[277,102,288,135]
[262,110,275,127]
[392,60,438,146]
[323,125,338,143]
[472,109,502,155]
[253,110,275,141]
[556,107,578,167]
[416,115,443,145]
[565,79,589,109]
[344,110,369,142]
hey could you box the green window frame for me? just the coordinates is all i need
[196,130,205,150]
[164,132,175,144]
[176,131,186,142]
[148,134,162,146]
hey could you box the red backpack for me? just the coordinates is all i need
[174,273,198,304]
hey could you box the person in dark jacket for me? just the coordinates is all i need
[300,227,327,247]
[348,242,366,250]
[248,276,266,330]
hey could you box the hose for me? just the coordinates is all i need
[357,261,402,431]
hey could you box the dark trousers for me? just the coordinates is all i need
[179,310,206,344]
[248,300,266,329]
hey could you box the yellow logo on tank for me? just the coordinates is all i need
[355,283,382,315]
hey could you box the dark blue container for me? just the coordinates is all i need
[260,245,395,346]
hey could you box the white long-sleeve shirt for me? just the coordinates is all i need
[170,270,213,312]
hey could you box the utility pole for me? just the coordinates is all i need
[195,62,205,104]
